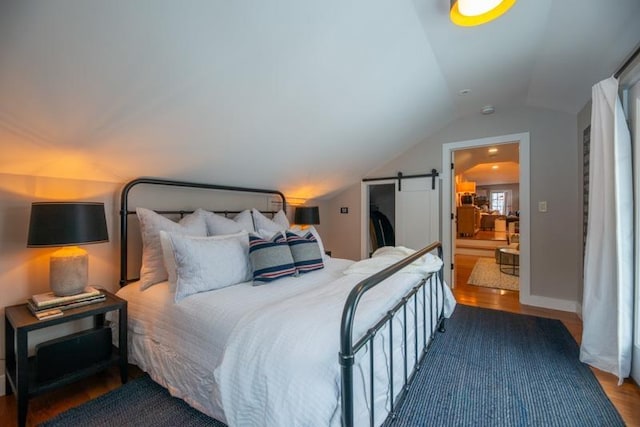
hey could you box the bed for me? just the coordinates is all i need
[115,177,456,427]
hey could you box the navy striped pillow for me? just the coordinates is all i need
[248,233,297,283]
[286,231,324,274]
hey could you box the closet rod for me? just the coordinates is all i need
[614,43,640,79]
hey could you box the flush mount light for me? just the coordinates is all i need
[450,0,516,27]
[488,147,499,154]
[481,105,495,115]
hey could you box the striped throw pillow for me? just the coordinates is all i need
[248,233,297,283]
[286,231,324,274]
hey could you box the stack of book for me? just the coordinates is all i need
[28,287,106,320]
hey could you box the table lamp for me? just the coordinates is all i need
[27,202,109,296]
[294,206,320,228]
[456,181,476,205]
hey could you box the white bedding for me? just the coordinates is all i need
[116,255,455,426]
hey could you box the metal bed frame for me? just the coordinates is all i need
[119,177,286,286]
[118,177,446,427]
[340,242,445,427]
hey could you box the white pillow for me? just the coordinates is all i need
[163,232,252,302]
[198,208,255,235]
[234,209,255,232]
[137,208,207,290]
[289,225,328,261]
[273,210,290,229]
[256,228,282,240]
[252,208,289,232]
[160,231,251,292]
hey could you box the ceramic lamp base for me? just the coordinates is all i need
[50,246,88,296]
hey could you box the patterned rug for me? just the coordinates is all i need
[41,306,623,427]
[467,257,519,291]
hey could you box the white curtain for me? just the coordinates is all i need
[580,76,633,384]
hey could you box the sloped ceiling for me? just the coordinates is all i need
[1,0,639,200]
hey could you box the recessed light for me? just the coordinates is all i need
[488,147,498,154]
[458,89,472,96]
[481,105,495,115]
[492,165,499,170]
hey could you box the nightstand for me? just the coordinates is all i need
[4,290,127,427]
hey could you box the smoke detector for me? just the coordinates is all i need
[481,105,495,115]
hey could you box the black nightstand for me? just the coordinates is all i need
[4,290,128,427]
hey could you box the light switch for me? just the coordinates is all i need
[538,201,547,212]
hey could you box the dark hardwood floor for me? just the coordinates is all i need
[1,256,638,426]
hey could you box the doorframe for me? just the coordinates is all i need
[628,79,640,384]
[441,132,531,305]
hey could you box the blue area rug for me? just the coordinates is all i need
[41,305,623,427]
[40,374,224,427]
[384,305,623,427]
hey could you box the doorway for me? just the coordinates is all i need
[369,183,396,255]
[442,132,530,305]
[452,142,521,302]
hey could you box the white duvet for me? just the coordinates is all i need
[116,253,455,427]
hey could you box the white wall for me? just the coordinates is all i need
[319,183,361,261]
[326,105,581,305]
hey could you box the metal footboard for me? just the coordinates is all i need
[339,242,445,427]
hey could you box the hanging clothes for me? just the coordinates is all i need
[370,210,395,251]
[580,76,633,384]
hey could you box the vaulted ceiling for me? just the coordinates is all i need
[1,1,638,200]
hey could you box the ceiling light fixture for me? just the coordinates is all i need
[492,165,499,170]
[450,0,516,27]
[488,148,499,154]
[481,105,495,115]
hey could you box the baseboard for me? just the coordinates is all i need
[520,294,578,313]
[575,302,583,320]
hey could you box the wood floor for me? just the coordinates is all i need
[1,256,639,426]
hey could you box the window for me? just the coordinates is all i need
[490,190,511,215]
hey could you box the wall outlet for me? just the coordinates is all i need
[340,207,349,214]
[538,201,548,212]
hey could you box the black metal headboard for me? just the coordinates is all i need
[119,177,286,286]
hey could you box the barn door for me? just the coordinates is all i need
[395,178,440,250]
